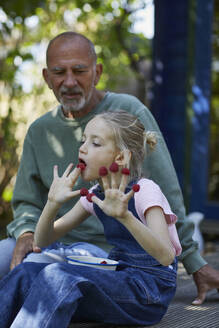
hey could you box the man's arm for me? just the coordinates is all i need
[7,131,47,267]
[134,102,219,305]
[144,134,207,274]
[133,106,202,272]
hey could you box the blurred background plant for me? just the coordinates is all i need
[0,0,154,235]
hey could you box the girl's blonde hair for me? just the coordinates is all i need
[96,110,157,180]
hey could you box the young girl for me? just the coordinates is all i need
[0,110,181,328]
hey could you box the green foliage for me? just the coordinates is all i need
[0,0,45,18]
[0,108,19,225]
[0,0,152,94]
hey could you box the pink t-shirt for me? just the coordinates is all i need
[80,178,182,256]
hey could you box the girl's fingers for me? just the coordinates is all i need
[53,165,59,178]
[124,184,140,201]
[109,162,120,189]
[119,168,130,192]
[99,167,110,191]
[90,195,102,208]
[124,189,135,202]
[69,167,81,184]
[119,174,128,192]
[101,175,110,191]
[122,183,140,203]
[63,163,74,177]
[70,190,81,198]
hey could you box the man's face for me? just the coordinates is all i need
[43,38,102,115]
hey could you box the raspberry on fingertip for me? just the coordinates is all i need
[80,188,89,196]
[86,193,95,202]
[132,184,140,192]
[121,168,130,175]
[77,163,86,171]
[109,162,119,173]
[99,166,108,176]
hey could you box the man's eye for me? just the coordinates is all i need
[53,71,64,75]
[75,70,87,74]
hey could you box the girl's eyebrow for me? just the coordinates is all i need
[82,133,102,138]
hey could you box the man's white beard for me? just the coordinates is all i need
[61,96,86,113]
[60,87,93,113]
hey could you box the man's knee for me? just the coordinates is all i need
[0,238,16,278]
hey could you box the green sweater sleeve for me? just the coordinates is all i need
[7,130,48,239]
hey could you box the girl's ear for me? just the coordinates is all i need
[115,149,131,166]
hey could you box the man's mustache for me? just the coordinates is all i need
[60,86,83,95]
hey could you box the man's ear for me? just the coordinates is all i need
[42,68,52,89]
[94,63,103,86]
[115,150,131,166]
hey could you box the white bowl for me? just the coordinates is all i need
[66,255,118,271]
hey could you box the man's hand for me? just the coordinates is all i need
[192,264,219,305]
[10,232,41,270]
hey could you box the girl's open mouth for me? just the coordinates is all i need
[77,159,87,171]
[78,158,86,166]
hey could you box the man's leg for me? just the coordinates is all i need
[0,237,16,278]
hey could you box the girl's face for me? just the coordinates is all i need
[78,117,119,181]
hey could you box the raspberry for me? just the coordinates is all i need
[121,168,130,175]
[77,163,86,171]
[109,162,119,173]
[80,188,89,196]
[86,192,95,202]
[132,184,140,192]
[99,166,108,176]
[100,260,107,264]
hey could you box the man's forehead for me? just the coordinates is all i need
[47,43,93,66]
[49,37,91,55]
[50,63,90,70]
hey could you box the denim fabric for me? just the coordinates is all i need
[23,241,108,263]
[0,260,176,328]
[0,183,177,327]
[0,237,16,278]
[0,237,108,279]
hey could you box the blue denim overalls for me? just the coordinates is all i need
[0,184,177,328]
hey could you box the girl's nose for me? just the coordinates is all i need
[79,142,87,154]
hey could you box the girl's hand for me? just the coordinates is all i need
[91,163,139,220]
[48,163,81,205]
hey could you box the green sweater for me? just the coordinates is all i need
[8,92,206,274]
